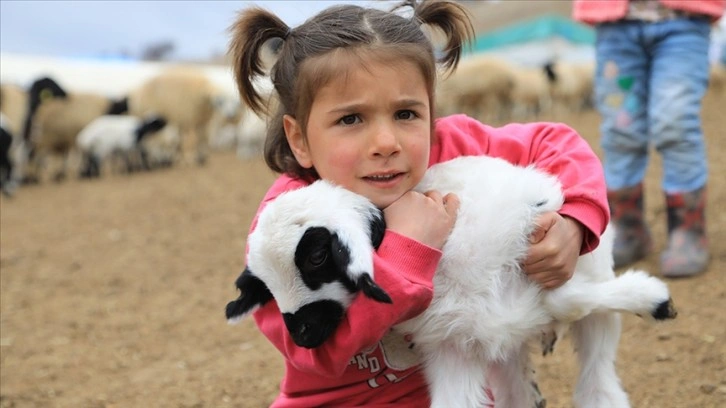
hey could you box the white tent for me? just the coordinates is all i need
[0,52,248,98]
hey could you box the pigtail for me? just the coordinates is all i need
[401,0,475,77]
[228,8,289,116]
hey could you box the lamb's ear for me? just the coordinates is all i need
[331,232,392,304]
[362,208,391,302]
[357,274,392,304]
[369,208,386,250]
[225,267,273,324]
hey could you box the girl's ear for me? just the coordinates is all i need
[283,114,313,168]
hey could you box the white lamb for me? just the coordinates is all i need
[76,114,168,177]
[226,155,677,408]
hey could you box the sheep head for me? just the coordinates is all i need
[226,180,391,348]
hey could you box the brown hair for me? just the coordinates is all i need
[228,0,474,179]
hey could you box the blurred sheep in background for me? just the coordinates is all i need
[25,77,127,183]
[127,67,231,166]
[0,113,15,196]
[76,114,170,178]
[2,42,721,197]
[207,90,244,151]
[0,84,29,195]
[235,105,267,161]
[436,55,515,122]
[543,60,595,115]
[508,65,552,121]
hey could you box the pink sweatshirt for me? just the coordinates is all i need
[573,0,725,24]
[247,114,609,407]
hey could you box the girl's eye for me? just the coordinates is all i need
[308,249,327,267]
[339,114,360,126]
[396,110,417,120]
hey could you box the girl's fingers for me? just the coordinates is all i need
[424,190,444,203]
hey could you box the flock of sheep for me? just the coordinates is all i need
[436,56,597,123]
[0,55,596,198]
[436,54,726,124]
[0,66,270,197]
[2,53,723,198]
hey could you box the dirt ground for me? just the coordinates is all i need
[1,90,724,408]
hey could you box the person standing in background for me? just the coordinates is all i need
[573,0,725,278]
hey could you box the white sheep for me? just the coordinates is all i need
[28,91,123,182]
[76,114,169,177]
[543,60,595,115]
[509,65,552,120]
[0,85,29,194]
[226,155,677,408]
[20,76,128,183]
[2,78,66,185]
[128,67,220,166]
[235,105,267,160]
[207,91,244,151]
[0,83,29,138]
[233,91,277,161]
[139,122,180,170]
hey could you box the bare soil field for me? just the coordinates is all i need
[1,91,724,408]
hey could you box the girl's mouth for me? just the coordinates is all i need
[362,172,405,189]
[365,173,401,182]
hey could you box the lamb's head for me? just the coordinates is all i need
[225,180,391,348]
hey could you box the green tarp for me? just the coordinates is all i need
[468,13,595,54]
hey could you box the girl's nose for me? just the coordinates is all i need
[369,122,401,158]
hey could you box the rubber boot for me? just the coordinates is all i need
[661,187,709,278]
[608,183,652,268]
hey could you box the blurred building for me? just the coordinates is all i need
[460,0,594,66]
[461,1,725,67]
[466,13,595,66]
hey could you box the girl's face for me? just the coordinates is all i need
[284,58,431,209]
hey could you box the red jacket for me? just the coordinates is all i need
[246,114,609,407]
[573,0,725,24]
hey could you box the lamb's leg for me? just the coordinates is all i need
[488,343,544,408]
[543,270,677,322]
[540,321,568,356]
[571,312,630,408]
[423,346,490,408]
[195,125,209,166]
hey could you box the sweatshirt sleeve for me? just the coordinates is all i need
[249,176,442,378]
[430,114,609,253]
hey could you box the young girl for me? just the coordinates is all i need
[228,0,609,406]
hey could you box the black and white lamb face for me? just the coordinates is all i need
[226,180,391,348]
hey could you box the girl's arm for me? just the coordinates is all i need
[431,114,609,253]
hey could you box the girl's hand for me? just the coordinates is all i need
[384,190,460,250]
[523,212,584,289]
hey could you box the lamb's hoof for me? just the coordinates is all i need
[652,298,678,320]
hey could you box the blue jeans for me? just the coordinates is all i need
[594,17,711,193]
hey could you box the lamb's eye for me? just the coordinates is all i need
[308,248,327,267]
